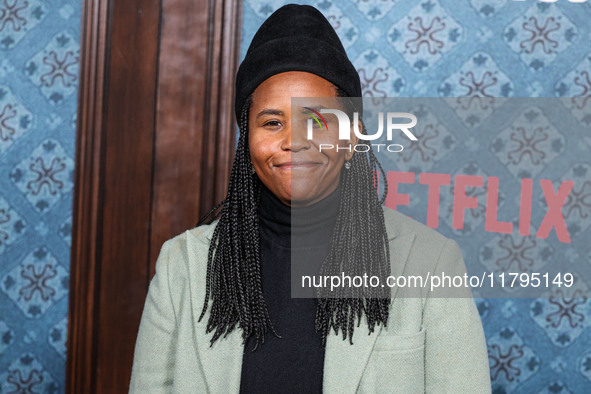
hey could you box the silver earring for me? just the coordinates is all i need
[344,161,351,170]
[250,165,256,174]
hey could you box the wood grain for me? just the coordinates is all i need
[149,0,242,277]
[66,0,242,393]
[67,0,110,391]
[68,0,242,392]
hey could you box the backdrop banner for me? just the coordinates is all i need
[290,97,591,299]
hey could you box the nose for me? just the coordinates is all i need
[281,120,310,152]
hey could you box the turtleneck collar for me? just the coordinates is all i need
[258,180,342,248]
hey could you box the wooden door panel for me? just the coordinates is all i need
[67,0,241,392]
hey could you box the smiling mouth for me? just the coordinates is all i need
[274,161,322,169]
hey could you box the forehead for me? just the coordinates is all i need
[251,71,337,108]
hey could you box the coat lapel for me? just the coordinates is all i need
[189,225,246,393]
[323,230,417,394]
[193,325,245,392]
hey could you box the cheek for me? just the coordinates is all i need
[249,133,275,171]
[310,124,353,161]
[313,135,349,165]
[326,151,347,178]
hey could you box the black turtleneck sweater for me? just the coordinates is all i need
[239,182,342,393]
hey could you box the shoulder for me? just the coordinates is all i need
[161,220,218,255]
[146,221,220,319]
[381,206,467,285]
[154,220,218,283]
[381,205,448,248]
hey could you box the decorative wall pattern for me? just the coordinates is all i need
[0,0,81,392]
[241,1,591,392]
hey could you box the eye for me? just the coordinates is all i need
[263,120,282,127]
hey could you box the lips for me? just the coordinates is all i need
[274,161,322,169]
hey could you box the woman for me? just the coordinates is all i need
[130,4,491,393]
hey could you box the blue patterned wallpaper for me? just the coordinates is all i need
[242,1,591,393]
[3,0,589,392]
[0,0,81,392]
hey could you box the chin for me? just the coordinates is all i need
[290,187,321,205]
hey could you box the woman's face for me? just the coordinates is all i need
[248,71,356,207]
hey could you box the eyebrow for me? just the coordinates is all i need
[256,109,285,119]
[302,105,327,114]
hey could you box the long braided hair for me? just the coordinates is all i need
[197,87,391,350]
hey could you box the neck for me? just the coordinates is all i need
[258,182,342,248]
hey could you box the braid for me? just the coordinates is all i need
[199,96,279,351]
[315,121,391,345]
[199,90,391,349]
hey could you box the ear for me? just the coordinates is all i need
[344,120,361,161]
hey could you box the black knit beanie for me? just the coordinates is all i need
[234,4,362,121]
